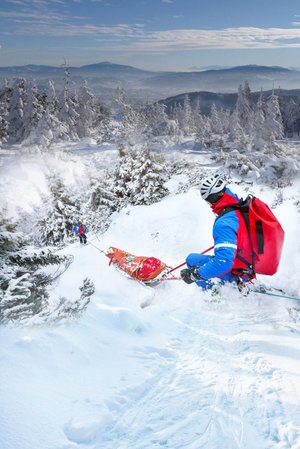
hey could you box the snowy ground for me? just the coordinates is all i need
[1,140,300,449]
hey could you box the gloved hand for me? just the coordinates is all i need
[180,267,204,284]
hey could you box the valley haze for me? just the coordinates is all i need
[2,62,300,103]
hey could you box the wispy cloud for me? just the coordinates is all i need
[4,21,144,37]
[162,0,173,3]
[90,27,300,53]
[0,10,65,20]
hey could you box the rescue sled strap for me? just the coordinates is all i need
[217,196,256,278]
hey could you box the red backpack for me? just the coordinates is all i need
[220,196,285,276]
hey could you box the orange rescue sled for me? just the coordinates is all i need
[106,246,168,282]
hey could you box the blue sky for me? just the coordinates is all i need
[1,0,300,70]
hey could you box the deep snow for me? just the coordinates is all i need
[1,142,300,449]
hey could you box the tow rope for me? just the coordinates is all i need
[166,245,214,275]
[253,288,300,302]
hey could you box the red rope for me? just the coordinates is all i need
[166,245,215,274]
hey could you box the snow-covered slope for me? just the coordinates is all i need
[1,184,300,449]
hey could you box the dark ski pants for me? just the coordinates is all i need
[79,233,87,244]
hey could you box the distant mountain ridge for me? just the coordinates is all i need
[161,88,300,115]
[0,61,158,77]
[1,62,300,102]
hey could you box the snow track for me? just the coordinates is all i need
[63,287,300,449]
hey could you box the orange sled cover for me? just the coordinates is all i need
[106,247,167,281]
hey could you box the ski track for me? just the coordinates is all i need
[63,289,300,449]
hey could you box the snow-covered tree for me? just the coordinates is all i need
[115,90,146,145]
[7,78,25,143]
[252,92,266,150]
[235,82,253,134]
[263,92,284,144]
[210,104,223,135]
[130,147,169,205]
[0,79,11,143]
[142,102,171,138]
[34,173,79,246]
[90,174,116,212]
[195,113,211,145]
[181,94,194,135]
[170,102,184,130]
[283,98,299,136]
[77,80,96,137]
[85,172,117,232]
[58,68,79,140]
[34,80,66,146]
[22,79,44,140]
[112,146,169,208]
[229,110,248,149]
[0,210,71,323]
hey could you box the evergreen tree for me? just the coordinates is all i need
[210,104,223,135]
[0,210,71,323]
[35,173,79,246]
[252,92,266,150]
[235,82,253,134]
[58,67,79,140]
[23,79,44,140]
[142,102,171,138]
[86,172,116,232]
[171,102,184,132]
[77,80,96,137]
[263,92,284,144]
[0,79,11,143]
[114,88,144,144]
[112,146,137,209]
[283,98,298,136]
[90,174,116,212]
[181,94,194,135]
[112,146,168,208]
[34,80,65,146]
[194,98,210,145]
[229,110,248,149]
[7,78,25,143]
[131,147,169,205]
[194,96,201,117]
[195,113,211,145]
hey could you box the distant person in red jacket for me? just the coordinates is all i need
[73,219,87,244]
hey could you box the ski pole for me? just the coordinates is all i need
[167,245,214,275]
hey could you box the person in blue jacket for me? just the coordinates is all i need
[73,218,87,244]
[180,173,252,292]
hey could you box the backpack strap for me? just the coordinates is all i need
[216,196,256,277]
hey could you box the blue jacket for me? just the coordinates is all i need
[186,188,242,282]
[73,223,80,235]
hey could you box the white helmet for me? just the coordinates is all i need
[199,173,227,201]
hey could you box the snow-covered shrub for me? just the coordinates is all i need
[0,210,73,324]
[43,278,95,324]
[213,145,299,186]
